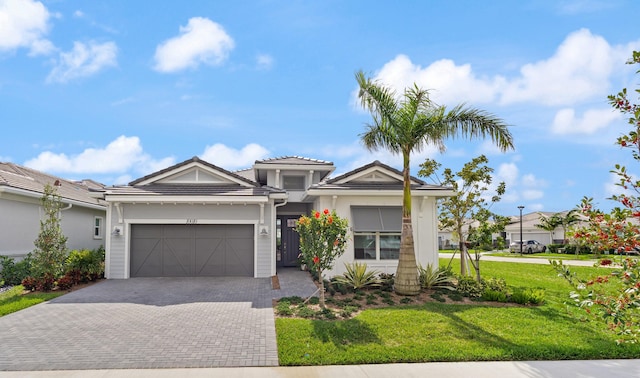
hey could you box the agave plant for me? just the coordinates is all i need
[418,263,455,291]
[334,262,380,291]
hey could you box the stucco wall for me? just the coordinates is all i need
[105,202,273,279]
[313,194,439,278]
[0,195,105,258]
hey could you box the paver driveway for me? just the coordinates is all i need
[0,277,279,371]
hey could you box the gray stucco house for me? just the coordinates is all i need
[98,156,453,279]
[0,162,106,258]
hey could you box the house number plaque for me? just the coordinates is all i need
[186,219,198,225]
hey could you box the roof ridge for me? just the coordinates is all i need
[256,156,333,164]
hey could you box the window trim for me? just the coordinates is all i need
[282,175,306,190]
[93,216,103,240]
[354,231,401,261]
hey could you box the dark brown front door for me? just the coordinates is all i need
[277,215,300,267]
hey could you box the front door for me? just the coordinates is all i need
[277,215,300,267]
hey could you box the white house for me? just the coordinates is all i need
[0,162,106,258]
[98,156,454,279]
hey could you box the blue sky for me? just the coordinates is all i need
[1,0,639,216]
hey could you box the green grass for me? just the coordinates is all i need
[276,259,640,365]
[0,285,64,317]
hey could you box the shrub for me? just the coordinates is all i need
[484,277,508,292]
[456,275,484,297]
[296,305,316,318]
[276,301,294,316]
[510,288,545,305]
[333,262,380,291]
[418,263,455,290]
[65,248,105,282]
[55,274,74,290]
[279,296,303,305]
[21,276,37,291]
[0,254,33,286]
[482,289,508,302]
[35,274,55,292]
[378,273,395,292]
[340,305,358,318]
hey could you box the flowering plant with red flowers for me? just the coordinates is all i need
[296,209,348,308]
[553,51,640,343]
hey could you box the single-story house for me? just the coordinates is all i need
[97,156,454,279]
[0,162,107,258]
[504,211,580,245]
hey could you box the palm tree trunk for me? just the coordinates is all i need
[394,151,420,295]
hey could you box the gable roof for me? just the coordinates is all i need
[0,162,105,209]
[129,156,259,187]
[306,160,454,197]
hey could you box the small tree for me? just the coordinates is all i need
[296,209,348,308]
[31,183,68,283]
[552,51,640,343]
[419,155,506,280]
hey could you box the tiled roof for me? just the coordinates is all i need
[326,160,426,185]
[105,184,280,197]
[129,156,259,187]
[254,156,333,165]
[0,162,105,207]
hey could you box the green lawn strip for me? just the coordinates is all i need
[277,260,638,365]
[0,285,64,317]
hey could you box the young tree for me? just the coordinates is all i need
[31,183,68,285]
[419,155,507,280]
[356,72,514,295]
[296,209,348,308]
[553,51,640,342]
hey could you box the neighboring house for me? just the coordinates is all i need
[505,211,572,245]
[97,156,454,279]
[0,162,107,258]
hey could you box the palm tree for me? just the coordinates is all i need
[356,71,514,295]
[558,209,581,244]
[535,213,562,245]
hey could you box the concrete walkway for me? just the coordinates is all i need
[440,252,602,267]
[0,359,639,378]
[0,277,282,371]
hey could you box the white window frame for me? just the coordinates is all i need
[94,216,103,240]
[354,232,401,260]
[282,175,305,190]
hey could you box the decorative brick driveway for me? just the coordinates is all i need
[0,277,281,371]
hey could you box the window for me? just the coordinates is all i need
[352,206,401,260]
[283,176,305,190]
[94,217,103,239]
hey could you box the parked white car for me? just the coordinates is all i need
[510,240,546,254]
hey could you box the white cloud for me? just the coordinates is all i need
[73,10,84,18]
[200,143,270,170]
[372,54,503,105]
[500,29,620,106]
[24,135,174,175]
[256,53,274,70]
[551,107,621,135]
[153,17,234,73]
[522,189,544,200]
[0,0,54,55]
[497,162,519,187]
[46,41,117,83]
[521,173,547,188]
[361,29,636,109]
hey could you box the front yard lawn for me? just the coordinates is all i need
[0,285,64,316]
[276,259,640,365]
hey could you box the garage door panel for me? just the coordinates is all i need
[130,224,254,277]
[195,237,224,276]
[130,238,161,277]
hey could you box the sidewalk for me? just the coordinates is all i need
[1,359,639,378]
[440,252,601,267]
